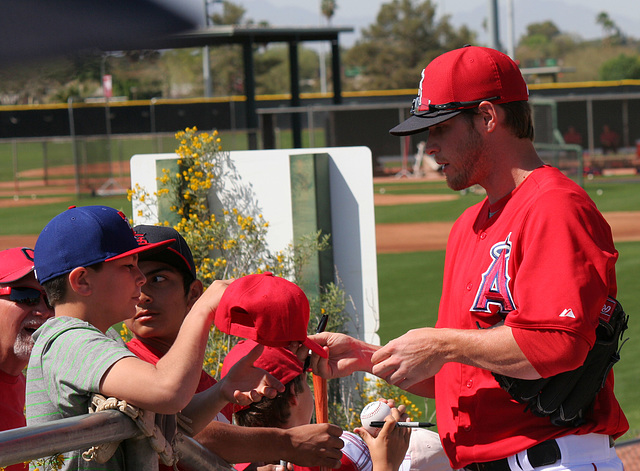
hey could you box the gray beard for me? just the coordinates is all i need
[13,332,34,361]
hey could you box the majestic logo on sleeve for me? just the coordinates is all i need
[472,234,516,315]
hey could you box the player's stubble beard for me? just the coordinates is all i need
[444,118,488,192]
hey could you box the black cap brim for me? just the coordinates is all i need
[389,109,463,136]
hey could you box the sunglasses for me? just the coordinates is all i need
[0,286,51,308]
[410,96,500,117]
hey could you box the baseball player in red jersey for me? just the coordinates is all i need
[299,46,627,470]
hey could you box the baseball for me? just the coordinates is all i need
[360,401,392,436]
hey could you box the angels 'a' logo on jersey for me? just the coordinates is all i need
[472,234,516,316]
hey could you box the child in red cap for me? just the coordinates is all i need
[221,340,454,471]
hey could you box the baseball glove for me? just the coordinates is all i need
[493,297,629,427]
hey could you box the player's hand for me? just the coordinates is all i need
[219,342,285,405]
[192,278,233,323]
[296,332,379,379]
[354,407,410,471]
[378,399,408,422]
[371,327,444,389]
[282,423,344,468]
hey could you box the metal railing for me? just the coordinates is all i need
[0,410,234,471]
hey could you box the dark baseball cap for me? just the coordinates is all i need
[389,46,529,136]
[34,206,173,284]
[133,225,197,281]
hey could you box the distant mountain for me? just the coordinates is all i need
[238,0,640,48]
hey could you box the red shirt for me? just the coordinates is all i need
[435,166,628,468]
[0,369,29,471]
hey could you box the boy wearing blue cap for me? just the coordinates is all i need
[26,206,283,471]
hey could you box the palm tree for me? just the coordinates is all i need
[321,0,337,24]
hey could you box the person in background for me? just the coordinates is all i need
[563,125,582,146]
[600,124,620,154]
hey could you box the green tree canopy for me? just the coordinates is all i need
[343,0,475,91]
[599,53,640,80]
[515,20,578,68]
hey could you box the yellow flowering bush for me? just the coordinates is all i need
[127,127,352,387]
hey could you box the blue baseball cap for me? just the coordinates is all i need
[34,205,174,284]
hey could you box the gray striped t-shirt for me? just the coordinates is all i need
[26,316,135,470]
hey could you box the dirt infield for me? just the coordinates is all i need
[374,211,640,253]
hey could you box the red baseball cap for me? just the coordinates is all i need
[0,247,35,283]
[390,45,529,136]
[222,339,303,386]
[221,339,304,414]
[214,272,328,358]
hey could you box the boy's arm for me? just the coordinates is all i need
[181,343,284,433]
[100,280,231,414]
[194,421,344,468]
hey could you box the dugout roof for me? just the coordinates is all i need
[142,25,355,149]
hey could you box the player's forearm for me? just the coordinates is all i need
[445,325,540,379]
[403,377,435,398]
[152,305,214,401]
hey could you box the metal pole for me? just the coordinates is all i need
[67,97,81,196]
[487,0,502,51]
[12,139,18,194]
[308,106,315,148]
[150,97,158,153]
[289,40,302,148]
[202,0,212,97]
[330,39,342,104]
[0,411,140,467]
[586,99,595,156]
[506,0,515,59]
[42,141,48,186]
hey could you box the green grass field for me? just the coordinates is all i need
[375,177,640,441]
[1,149,638,441]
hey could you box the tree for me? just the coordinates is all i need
[321,0,337,23]
[343,0,475,91]
[253,46,320,95]
[599,53,640,80]
[515,21,578,68]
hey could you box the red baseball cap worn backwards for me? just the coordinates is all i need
[221,339,304,414]
[0,247,35,283]
[389,45,529,136]
[214,272,328,358]
[222,339,303,386]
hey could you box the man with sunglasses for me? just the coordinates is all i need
[302,46,627,471]
[0,247,53,471]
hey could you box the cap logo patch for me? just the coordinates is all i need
[135,231,150,245]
